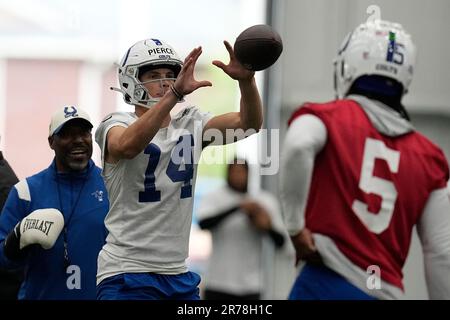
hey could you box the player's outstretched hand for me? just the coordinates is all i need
[174,46,212,96]
[212,40,255,81]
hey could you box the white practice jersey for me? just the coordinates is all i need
[95,107,212,284]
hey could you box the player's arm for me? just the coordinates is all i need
[106,47,212,163]
[240,200,285,248]
[417,187,450,299]
[198,206,239,230]
[259,195,290,249]
[105,94,176,163]
[279,114,327,263]
[203,41,263,147]
[197,189,241,230]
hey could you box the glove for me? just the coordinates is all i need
[3,208,64,261]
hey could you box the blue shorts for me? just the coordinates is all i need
[97,272,201,300]
[289,263,377,300]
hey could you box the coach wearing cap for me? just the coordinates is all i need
[0,106,109,299]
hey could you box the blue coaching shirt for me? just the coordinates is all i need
[0,159,109,299]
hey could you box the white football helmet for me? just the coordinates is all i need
[334,20,416,99]
[113,38,183,108]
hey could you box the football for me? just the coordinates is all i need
[234,24,283,71]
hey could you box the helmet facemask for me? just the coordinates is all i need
[133,64,181,106]
[113,38,184,108]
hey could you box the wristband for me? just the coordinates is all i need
[170,85,184,101]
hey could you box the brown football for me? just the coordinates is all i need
[234,24,283,71]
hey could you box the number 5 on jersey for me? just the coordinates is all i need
[352,138,400,234]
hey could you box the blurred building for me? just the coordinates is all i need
[0,0,118,178]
